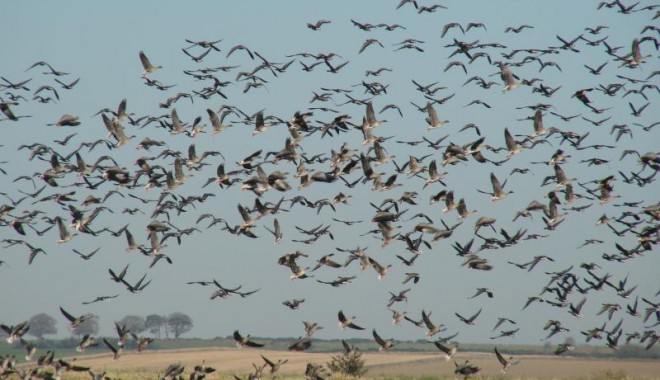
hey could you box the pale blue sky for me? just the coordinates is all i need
[1,0,658,351]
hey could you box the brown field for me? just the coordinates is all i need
[64,347,660,379]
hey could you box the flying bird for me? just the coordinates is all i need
[372,329,395,351]
[233,330,264,348]
[498,62,519,92]
[307,19,331,30]
[494,347,520,373]
[139,51,162,77]
[60,307,93,331]
[338,310,365,330]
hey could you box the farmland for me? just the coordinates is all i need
[6,345,660,379]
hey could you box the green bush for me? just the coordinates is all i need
[327,350,368,376]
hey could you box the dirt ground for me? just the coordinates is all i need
[367,351,660,379]
[69,348,660,378]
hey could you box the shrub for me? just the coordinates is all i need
[327,350,367,376]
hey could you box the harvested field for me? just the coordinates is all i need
[64,348,660,379]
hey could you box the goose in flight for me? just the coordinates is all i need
[317,276,357,287]
[114,322,131,347]
[442,190,456,213]
[364,101,385,129]
[372,329,395,351]
[491,317,517,332]
[184,38,222,50]
[433,340,458,361]
[359,38,385,54]
[121,272,152,293]
[0,102,21,121]
[282,298,305,310]
[402,272,420,285]
[391,309,407,325]
[283,259,312,280]
[504,128,524,157]
[462,254,493,271]
[261,354,289,374]
[226,44,255,60]
[48,114,80,127]
[454,360,480,379]
[187,143,222,168]
[494,347,519,373]
[553,163,572,187]
[477,172,513,201]
[303,321,323,338]
[108,263,129,283]
[625,38,650,67]
[233,330,264,348]
[338,310,365,330]
[55,216,74,244]
[81,294,118,305]
[207,108,233,135]
[264,218,283,243]
[252,110,271,136]
[311,253,342,271]
[25,60,68,76]
[468,288,493,299]
[543,320,569,340]
[505,24,533,33]
[441,22,465,38]
[422,310,446,338]
[60,307,93,331]
[455,308,482,325]
[554,343,574,355]
[103,338,123,360]
[418,4,447,13]
[307,19,331,30]
[569,297,587,318]
[491,328,520,340]
[498,62,519,92]
[1,321,29,343]
[139,51,162,77]
[396,0,419,9]
[456,198,477,219]
[132,334,154,352]
[76,334,98,352]
[288,337,312,351]
[529,109,549,138]
[425,102,449,130]
[387,288,411,307]
[368,256,392,280]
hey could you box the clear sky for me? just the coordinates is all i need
[1,0,658,352]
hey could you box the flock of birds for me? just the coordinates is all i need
[1,0,659,379]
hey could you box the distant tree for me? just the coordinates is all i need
[145,314,166,339]
[166,312,193,338]
[542,340,553,354]
[117,315,146,334]
[74,315,99,337]
[617,344,645,359]
[27,313,57,340]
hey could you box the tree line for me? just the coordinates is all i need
[4,312,193,340]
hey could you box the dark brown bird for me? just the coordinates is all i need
[233,330,264,348]
[307,19,331,30]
